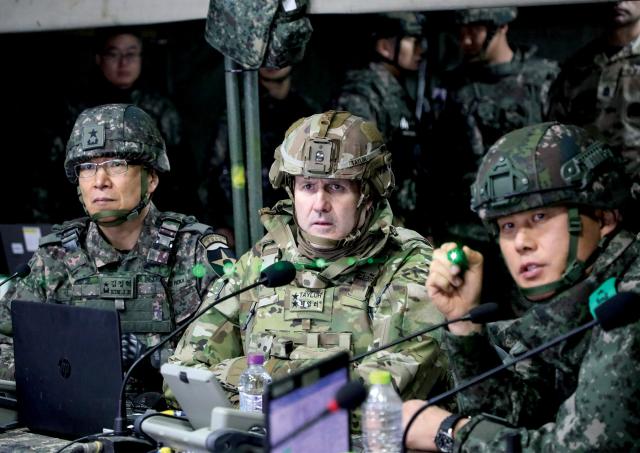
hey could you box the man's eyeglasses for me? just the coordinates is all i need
[101,50,141,64]
[75,159,129,178]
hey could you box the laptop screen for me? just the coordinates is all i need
[11,301,123,439]
[265,351,350,453]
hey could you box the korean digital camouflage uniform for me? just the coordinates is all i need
[548,30,640,224]
[431,7,560,245]
[333,13,428,231]
[171,112,448,421]
[445,123,639,451]
[0,104,232,380]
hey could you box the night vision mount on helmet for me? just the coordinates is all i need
[471,122,628,298]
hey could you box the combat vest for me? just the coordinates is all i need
[39,212,211,335]
[450,47,559,157]
[240,206,429,360]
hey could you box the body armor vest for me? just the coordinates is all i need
[241,217,427,360]
[40,212,209,335]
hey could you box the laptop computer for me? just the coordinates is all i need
[0,224,52,275]
[11,300,123,439]
[264,351,351,453]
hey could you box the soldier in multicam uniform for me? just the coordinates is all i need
[0,104,232,388]
[333,13,428,231]
[548,1,640,226]
[170,111,448,421]
[431,7,559,241]
[403,122,640,452]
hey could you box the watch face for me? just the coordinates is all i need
[435,432,454,453]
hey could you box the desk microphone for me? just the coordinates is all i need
[0,264,31,288]
[350,303,500,363]
[270,380,368,450]
[113,260,297,436]
[401,292,640,452]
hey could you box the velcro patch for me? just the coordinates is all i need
[201,234,235,276]
[82,124,105,150]
[289,288,324,312]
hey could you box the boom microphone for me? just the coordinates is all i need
[271,380,367,450]
[113,260,297,436]
[401,292,640,452]
[350,303,500,363]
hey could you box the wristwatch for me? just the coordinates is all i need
[434,413,466,453]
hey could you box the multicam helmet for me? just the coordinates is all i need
[269,110,395,201]
[455,7,517,27]
[65,103,170,183]
[471,122,628,298]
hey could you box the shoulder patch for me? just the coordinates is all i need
[201,234,235,276]
[200,233,228,249]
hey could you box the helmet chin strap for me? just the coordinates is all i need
[78,168,151,228]
[519,207,591,299]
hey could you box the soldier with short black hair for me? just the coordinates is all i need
[171,111,448,428]
[0,104,233,392]
[403,122,639,452]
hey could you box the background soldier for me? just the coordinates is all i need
[403,123,639,452]
[35,27,200,222]
[430,6,559,244]
[170,111,448,427]
[429,7,559,306]
[548,0,640,227]
[0,104,232,394]
[332,13,429,231]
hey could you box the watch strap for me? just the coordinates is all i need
[435,413,466,452]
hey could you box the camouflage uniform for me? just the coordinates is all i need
[432,47,559,243]
[333,13,428,231]
[446,230,640,451]
[548,33,640,207]
[446,123,638,451]
[171,112,448,421]
[0,104,232,380]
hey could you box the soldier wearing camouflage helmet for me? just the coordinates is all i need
[170,111,448,426]
[332,12,429,231]
[0,104,233,390]
[403,122,640,452]
[548,1,640,228]
[428,6,559,301]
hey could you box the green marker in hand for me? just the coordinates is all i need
[447,245,469,272]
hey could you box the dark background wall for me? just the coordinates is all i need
[0,2,605,224]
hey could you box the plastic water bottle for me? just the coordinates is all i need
[238,353,272,413]
[362,370,403,453]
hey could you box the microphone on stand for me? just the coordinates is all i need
[270,380,368,450]
[113,260,297,436]
[401,292,640,452]
[0,264,31,288]
[350,303,500,363]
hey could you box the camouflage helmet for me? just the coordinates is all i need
[371,12,425,40]
[269,110,395,199]
[64,103,170,182]
[471,122,628,226]
[455,7,517,27]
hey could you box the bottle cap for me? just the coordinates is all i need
[369,370,391,385]
[247,353,265,365]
